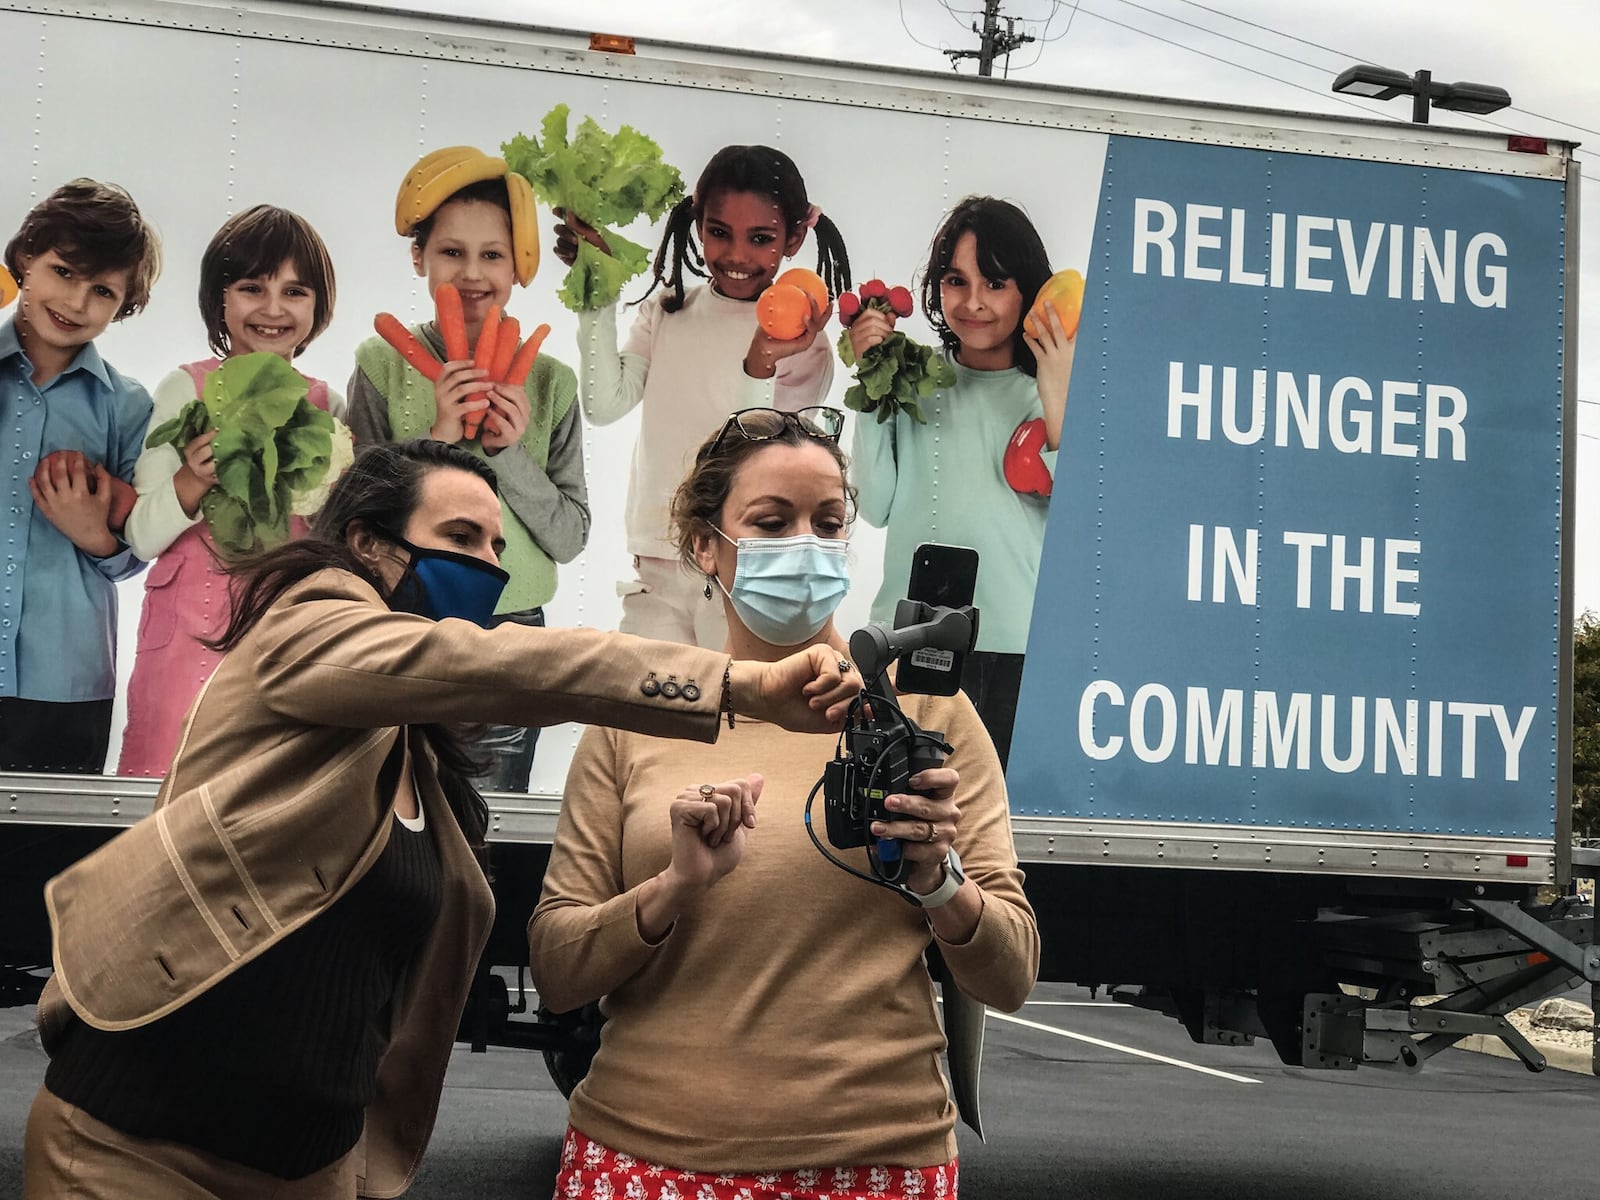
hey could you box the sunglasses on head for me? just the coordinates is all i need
[701,406,845,460]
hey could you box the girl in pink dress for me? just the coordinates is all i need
[117,205,344,777]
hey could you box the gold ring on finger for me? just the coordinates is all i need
[924,821,938,843]
[699,784,716,801]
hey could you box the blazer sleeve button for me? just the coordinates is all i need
[659,675,680,699]
[681,679,702,702]
[640,673,660,697]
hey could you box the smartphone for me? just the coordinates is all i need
[895,542,979,696]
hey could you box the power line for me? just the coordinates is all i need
[945,0,1038,75]
[926,0,1600,166]
[1108,0,1334,76]
[1026,0,1600,159]
[1043,0,1081,40]
[1008,2,1075,72]
[1066,5,1394,117]
[1168,0,1600,139]
[899,0,945,53]
[939,0,985,24]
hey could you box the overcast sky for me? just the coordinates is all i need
[375,0,1600,610]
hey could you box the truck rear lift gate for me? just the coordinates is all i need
[1120,900,1595,1073]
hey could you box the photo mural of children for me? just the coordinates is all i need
[849,196,1076,767]
[348,146,589,794]
[556,144,849,648]
[0,180,162,774]
[117,205,346,778]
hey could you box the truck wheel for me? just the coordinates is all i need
[538,1002,606,1097]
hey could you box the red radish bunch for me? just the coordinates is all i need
[836,278,914,326]
[834,279,954,425]
[373,283,551,440]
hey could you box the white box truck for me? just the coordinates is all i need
[0,0,1588,1075]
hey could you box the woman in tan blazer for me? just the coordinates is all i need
[23,439,861,1199]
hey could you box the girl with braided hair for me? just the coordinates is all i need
[555,144,851,648]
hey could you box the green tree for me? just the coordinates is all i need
[1574,611,1600,839]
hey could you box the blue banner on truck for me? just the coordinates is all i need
[1011,134,1566,838]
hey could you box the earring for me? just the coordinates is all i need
[704,576,714,600]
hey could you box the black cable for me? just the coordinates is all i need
[938,0,984,25]
[1065,5,1384,116]
[1168,0,1600,139]
[1007,1,1074,72]
[806,687,950,905]
[1108,0,1333,75]
[899,0,946,53]
[804,777,908,897]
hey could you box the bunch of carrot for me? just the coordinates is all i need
[374,283,551,439]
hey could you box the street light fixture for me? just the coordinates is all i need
[1332,65,1512,125]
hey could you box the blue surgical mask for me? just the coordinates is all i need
[385,535,509,627]
[713,529,851,646]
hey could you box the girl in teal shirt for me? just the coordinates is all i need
[850,196,1076,765]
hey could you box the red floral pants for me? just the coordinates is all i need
[552,1127,959,1200]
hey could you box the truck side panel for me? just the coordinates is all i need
[1011,134,1569,880]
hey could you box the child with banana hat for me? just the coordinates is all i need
[348,146,589,793]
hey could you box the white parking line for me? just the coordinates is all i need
[1023,1001,1123,1007]
[987,1011,1262,1084]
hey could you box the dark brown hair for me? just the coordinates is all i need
[3,178,162,318]
[207,439,500,863]
[199,205,336,358]
[669,411,856,568]
[639,144,851,313]
[408,177,511,252]
[921,195,1053,378]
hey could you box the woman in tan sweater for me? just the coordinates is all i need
[25,438,864,1200]
[530,407,1040,1200]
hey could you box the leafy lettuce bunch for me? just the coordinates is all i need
[503,104,684,312]
[144,353,348,557]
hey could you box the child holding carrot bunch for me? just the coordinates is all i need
[555,143,848,647]
[849,196,1077,767]
[1,179,161,774]
[117,205,346,778]
[349,145,587,794]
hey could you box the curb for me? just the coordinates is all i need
[1455,1033,1594,1075]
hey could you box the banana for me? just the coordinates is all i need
[0,263,16,309]
[395,145,541,288]
[505,172,540,286]
[393,146,506,235]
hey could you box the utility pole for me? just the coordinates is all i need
[944,0,1035,77]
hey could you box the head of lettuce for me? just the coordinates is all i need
[503,103,684,312]
[144,353,354,558]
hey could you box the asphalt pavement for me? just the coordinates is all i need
[2,984,1595,1198]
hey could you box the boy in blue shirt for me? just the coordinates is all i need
[1,179,162,772]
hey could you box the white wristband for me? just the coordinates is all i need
[909,848,964,909]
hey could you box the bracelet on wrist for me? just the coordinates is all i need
[721,663,735,729]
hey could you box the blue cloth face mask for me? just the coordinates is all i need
[384,535,509,627]
[713,529,851,646]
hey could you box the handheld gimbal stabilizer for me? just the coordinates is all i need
[806,598,979,900]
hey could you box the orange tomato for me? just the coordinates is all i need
[775,267,828,311]
[756,283,813,341]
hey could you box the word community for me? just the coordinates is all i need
[1078,680,1537,784]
